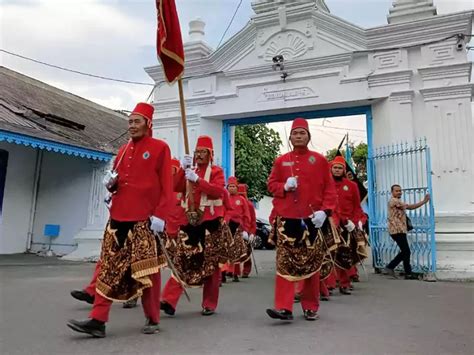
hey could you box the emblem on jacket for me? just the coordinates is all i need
[343,185,349,191]
[236,200,241,205]
[143,151,150,159]
[308,155,316,164]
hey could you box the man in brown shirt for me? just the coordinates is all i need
[386,184,430,279]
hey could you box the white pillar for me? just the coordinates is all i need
[62,163,109,261]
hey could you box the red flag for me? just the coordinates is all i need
[156,0,185,83]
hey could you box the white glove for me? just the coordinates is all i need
[150,216,165,234]
[103,170,118,190]
[345,220,356,233]
[284,177,297,191]
[311,210,327,228]
[185,168,199,183]
[249,233,255,243]
[358,221,364,231]
[181,154,193,168]
[242,231,249,241]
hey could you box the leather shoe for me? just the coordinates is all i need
[303,310,319,321]
[160,301,176,316]
[266,308,293,321]
[201,308,215,316]
[70,290,94,305]
[123,298,138,308]
[339,287,351,295]
[141,319,159,334]
[67,319,105,338]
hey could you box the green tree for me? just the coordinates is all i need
[325,142,368,181]
[235,124,282,200]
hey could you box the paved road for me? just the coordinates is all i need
[1,252,473,355]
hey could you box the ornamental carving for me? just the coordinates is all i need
[262,31,309,61]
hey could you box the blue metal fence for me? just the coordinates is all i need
[368,138,436,274]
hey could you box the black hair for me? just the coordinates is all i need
[391,184,401,192]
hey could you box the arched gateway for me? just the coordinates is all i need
[145,1,473,279]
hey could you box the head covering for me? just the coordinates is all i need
[330,155,346,169]
[195,135,214,161]
[291,118,310,134]
[131,102,154,136]
[237,184,248,198]
[227,176,238,186]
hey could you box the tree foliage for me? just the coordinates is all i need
[325,142,368,181]
[234,124,282,200]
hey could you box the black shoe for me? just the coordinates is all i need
[349,285,354,291]
[201,308,215,316]
[351,276,360,283]
[294,293,301,303]
[320,295,330,301]
[160,301,176,316]
[67,319,105,338]
[339,287,351,295]
[266,308,293,321]
[221,272,227,283]
[328,288,334,296]
[405,274,419,280]
[242,275,249,279]
[303,310,319,321]
[70,290,94,305]
[123,298,138,308]
[141,318,159,334]
[233,275,240,282]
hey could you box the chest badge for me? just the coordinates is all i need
[177,193,183,199]
[236,200,241,205]
[143,151,150,160]
[308,155,316,164]
[343,185,349,191]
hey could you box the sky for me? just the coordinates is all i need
[1,0,472,152]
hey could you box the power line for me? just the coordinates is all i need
[1,49,155,86]
[309,122,366,133]
[217,0,244,49]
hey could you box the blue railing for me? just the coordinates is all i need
[368,138,436,274]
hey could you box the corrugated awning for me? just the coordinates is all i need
[0,130,113,162]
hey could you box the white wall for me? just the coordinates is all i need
[30,152,93,255]
[0,143,36,254]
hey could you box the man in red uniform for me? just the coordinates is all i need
[225,177,251,282]
[160,136,234,316]
[67,102,172,337]
[238,184,257,278]
[266,118,338,321]
[331,156,366,295]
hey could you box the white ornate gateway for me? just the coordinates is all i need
[145,0,473,279]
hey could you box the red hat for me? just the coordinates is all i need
[291,118,309,133]
[330,155,346,169]
[237,184,248,196]
[195,135,214,160]
[131,102,154,121]
[227,176,238,185]
[171,158,180,170]
[131,102,154,136]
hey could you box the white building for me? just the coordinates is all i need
[146,1,473,279]
[0,67,126,257]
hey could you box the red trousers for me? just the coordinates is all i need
[84,260,101,297]
[233,263,241,277]
[296,278,329,297]
[243,259,252,276]
[90,272,161,323]
[162,269,221,311]
[348,265,359,278]
[275,273,320,312]
[337,267,351,288]
[325,269,338,289]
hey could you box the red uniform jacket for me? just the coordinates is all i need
[166,191,186,237]
[334,178,367,225]
[110,136,172,222]
[268,148,337,219]
[225,193,250,227]
[175,164,226,222]
[246,200,257,234]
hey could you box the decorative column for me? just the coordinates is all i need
[62,162,109,261]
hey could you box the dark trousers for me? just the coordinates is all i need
[387,233,412,274]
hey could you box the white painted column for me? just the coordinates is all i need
[62,162,109,261]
